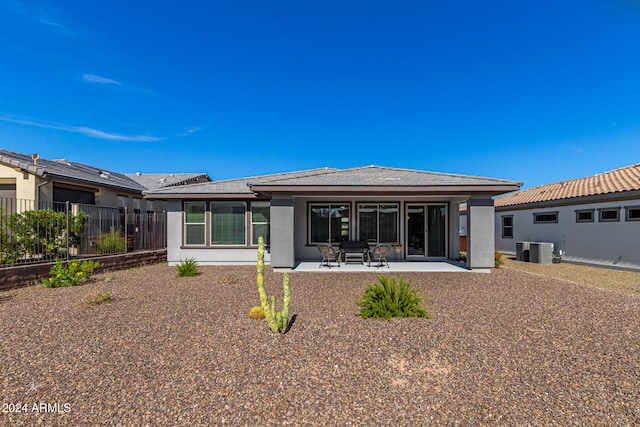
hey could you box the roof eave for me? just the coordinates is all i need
[250,184,521,196]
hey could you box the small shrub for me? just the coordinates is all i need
[495,251,504,268]
[249,306,265,320]
[43,259,99,288]
[87,289,122,306]
[356,275,430,320]
[459,251,467,262]
[176,258,199,277]
[222,274,240,285]
[97,227,126,254]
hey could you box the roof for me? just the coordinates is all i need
[495,162,640,208]
[146,165,521,199]
[145,168,340,197]
[125,173,210,190]
[0,149,146,193]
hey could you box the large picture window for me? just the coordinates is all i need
[184,202,206,245]
[211,202,246,245]
[309,204,350,243]
[251,201,270,245]
[358,204,398,243]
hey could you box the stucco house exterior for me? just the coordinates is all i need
[0,149,209,213]
[145,166,521,269]
[494,163,640,270]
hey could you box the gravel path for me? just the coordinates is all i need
[1,264,639,426]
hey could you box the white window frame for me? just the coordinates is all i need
[250,201,270,246]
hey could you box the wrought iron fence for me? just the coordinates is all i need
[0,197,166,267]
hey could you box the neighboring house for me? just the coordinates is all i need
[494,163,640,270]
[125,172,210,192]
[0,149,209,214]
[145,166,521,269]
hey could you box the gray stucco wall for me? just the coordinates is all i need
[270,196,296,268]
[495,198,640,270]
[467,197,495,269]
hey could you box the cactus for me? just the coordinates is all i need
[249,306,265,320]
[256,236,290,333]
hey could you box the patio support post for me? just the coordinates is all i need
[466,196,495,269]
[269,196,295,268]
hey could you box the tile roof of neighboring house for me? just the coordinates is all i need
[0,149,146,192]
[495,162,640,208]
[125,173,210,190]
[145,165,521,198]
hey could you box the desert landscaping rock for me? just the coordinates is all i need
[1,264,639,426]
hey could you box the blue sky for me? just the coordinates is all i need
[1,0,639,189]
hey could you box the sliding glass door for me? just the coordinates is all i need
[406,204,447,259]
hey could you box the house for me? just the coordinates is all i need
[0,148,209,213]
[144,166,521,269]
[494,163,640,270]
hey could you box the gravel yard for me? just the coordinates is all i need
[1,263,639,426]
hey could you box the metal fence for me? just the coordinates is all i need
[1,197,166,267]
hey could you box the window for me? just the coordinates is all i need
[117,195,128,214]
[358,204,398,243]
[533,212,558,224]
[575,209,594,222]
[184,202,206,245]
[309,204,350,244]
[501,215,513,238]
[211,202,246,245]
[626,206,640,221]
[146,200,154,214]
[251,201,270,245]
[133,198,142,214]
[599,207,620,222]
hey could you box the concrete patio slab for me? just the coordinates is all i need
[282,261,474,273]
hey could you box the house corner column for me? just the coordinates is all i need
[467,196,495,269]
[270,196,295,268]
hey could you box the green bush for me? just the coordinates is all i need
[43,259,99,288]
[495,251,504,268]
[176,258,199,277]
[87,289,121,306]
[356,275,430,320]
[97,227,126,254]
[7,209,88,260]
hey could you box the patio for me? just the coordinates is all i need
[286,260,474,273]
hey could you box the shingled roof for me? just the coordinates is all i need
[0,149,146,192]
[145,165,521,198]
[495,163,640,208]
[125,173,210,190]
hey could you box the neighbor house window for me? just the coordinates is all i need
[502,215,513,238]
[146,200,154,214]
[533,211,558,224]
[575,209,594,222]
[251,201,270,245]
[598,207,620,222]
[117,195,128,214]
[358,204,398,243]
[625,206,640,221]
[133,198,142,214]
[211,202,246,245]
[184,202,206,246]
[309,204,350,244]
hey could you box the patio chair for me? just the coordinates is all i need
[368,244,391,268]
[318,244,341,268]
